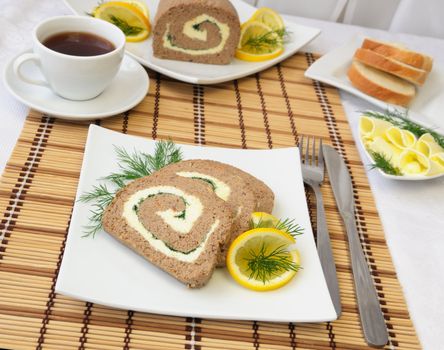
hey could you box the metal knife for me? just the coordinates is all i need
[323,145,388,347]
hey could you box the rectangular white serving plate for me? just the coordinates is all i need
[62,0,321,84]
[305,36,444,133]
[55,125,337,323]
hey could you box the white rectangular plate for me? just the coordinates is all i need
[55,125,337,323]
[305,36,444,133]
[63,0,321,84]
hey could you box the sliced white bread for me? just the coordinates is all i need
[354,48,428,86]
[348,61,416,106]
[362,38,433,72]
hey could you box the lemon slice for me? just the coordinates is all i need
[235,47,284,62]
[93,1,151,42]
[251,212,280,228]
[249,7,285,31]
[227,228,300,291]
[120,0,149,18]
[235,21,284,62]
[250,212,303,236]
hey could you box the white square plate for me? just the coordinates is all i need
[305,36,444,133]
[55,125,337,323]
[63,0,321,85]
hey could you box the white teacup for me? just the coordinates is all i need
[13,16,125,101]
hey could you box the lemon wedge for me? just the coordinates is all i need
[249,7,285,31]
[93,1,151,42]
[226,228,300,291]
[235,20,284,62]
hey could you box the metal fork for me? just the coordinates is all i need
[299,136,341,317]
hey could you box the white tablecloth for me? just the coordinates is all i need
[1,2,444,349]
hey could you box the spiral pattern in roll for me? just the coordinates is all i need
[153,0,241,65]
[102,171,233,288]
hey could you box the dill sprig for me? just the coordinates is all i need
[274,218,304,236]
[245,243,300,284]
[368,151,402,176]
[243,28,289,53]
[109,15,143,36]
[104,141,183,188]
[79,140,183,237]
[250,217,304,238]
[362,109,444,149]
[79,184,116,237]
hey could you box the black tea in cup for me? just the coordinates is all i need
[43,32,115,56]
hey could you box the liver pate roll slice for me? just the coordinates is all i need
[153,0,241,64]
[102,171,233,288]
[158,159,274,265]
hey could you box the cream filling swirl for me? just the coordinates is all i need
[162,14,230,55]
[123,186,219,262]
[176,171,231,201]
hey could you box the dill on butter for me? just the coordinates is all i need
[362,109,444,149]
[368,151,402,176]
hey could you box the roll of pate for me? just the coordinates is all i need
[153,0,241,64]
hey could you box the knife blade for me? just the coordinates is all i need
[323,145,388,347]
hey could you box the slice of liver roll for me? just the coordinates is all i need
[153,0,241,64]
[102,171,233,288]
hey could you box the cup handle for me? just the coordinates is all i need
[13,53,50,87]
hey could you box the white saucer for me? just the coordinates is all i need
[3,49,149,121]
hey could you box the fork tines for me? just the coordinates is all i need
[299,135,324,168]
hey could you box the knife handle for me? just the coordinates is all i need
[311,184,342,317]
[344,214,388,347]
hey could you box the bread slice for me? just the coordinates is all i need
[354,48,428,86]
[158,159,274,266]
[102,171,234,288]
[348,61,416,106]
[362,38,433,72]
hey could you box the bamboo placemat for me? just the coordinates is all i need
[0,52,421,350]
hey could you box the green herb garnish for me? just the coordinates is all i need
[175,210,186,219]
[245,243,300,284]
[362,109,444,149]
[243,28,289,53]
[109,15,143,36]
[250,217,304,238]
[369,151,402,176]
[192,20,213,31]
[79,184,116,237]
[79,140,183,237]
[104,141,182,188]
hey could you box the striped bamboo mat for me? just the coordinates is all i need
[0,52,421,350]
